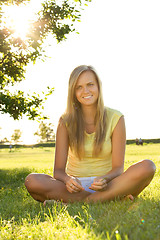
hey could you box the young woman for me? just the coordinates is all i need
[25,65,156,204]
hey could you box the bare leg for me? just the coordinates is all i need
[25,173,91,203]
[86,160,156,202]
[25,160,156,203]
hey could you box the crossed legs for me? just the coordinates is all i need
[25,159,156,203]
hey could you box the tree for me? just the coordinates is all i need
[2,137,9,143]
[34,121,55,142]
[0,0,91,120]
[11,129,22,144]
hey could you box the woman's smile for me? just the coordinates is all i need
[83,95,92,99]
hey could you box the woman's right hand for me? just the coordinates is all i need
[65,176,84,193]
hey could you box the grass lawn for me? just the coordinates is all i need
[0,144,160,240]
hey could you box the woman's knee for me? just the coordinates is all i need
[128,159,156,182]
[133,159,156,181]
[25,173,39,192]
[141,159,156,176]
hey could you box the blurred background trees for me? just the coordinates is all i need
[34,121,55,142]
[11,129,22,144]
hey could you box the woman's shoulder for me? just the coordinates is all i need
[59,113,70,129]
[105,106,123,119]
[105,106,123,133]
[58,114,67,128]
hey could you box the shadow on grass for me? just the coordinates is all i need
[66,198,160,240]
[0,168,160,240]
[0,168,45,220]
[0,168,30,187]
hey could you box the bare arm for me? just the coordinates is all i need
[53,118,70,183]
[90,116,126,190]
[105,115,126,180]
[54,118,84,193]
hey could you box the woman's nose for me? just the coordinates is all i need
[83,86,89,93]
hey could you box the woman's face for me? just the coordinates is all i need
[75,71,99,107]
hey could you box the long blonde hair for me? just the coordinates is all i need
[62,65,107,158]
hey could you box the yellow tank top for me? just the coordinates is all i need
[66,107,123,177]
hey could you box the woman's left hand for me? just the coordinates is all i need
[89,177,108,191]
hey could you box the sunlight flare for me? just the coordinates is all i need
[2,4,36,40]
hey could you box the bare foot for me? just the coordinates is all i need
[123,194,134,201]
[43,200,56,207]
[43,200,67,207]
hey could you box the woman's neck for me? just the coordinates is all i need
[81,105,97,125]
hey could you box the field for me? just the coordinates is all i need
[0,144,160,240]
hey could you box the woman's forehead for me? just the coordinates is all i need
[76,71,97,85]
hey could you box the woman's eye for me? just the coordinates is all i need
[76,86,82,90]
[88,83,94,86]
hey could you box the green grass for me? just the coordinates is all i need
[0,144,160,240]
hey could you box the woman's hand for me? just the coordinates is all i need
[89,177,108,191]
[65,176,84,193]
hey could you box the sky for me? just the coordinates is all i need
[0,0,160,144]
